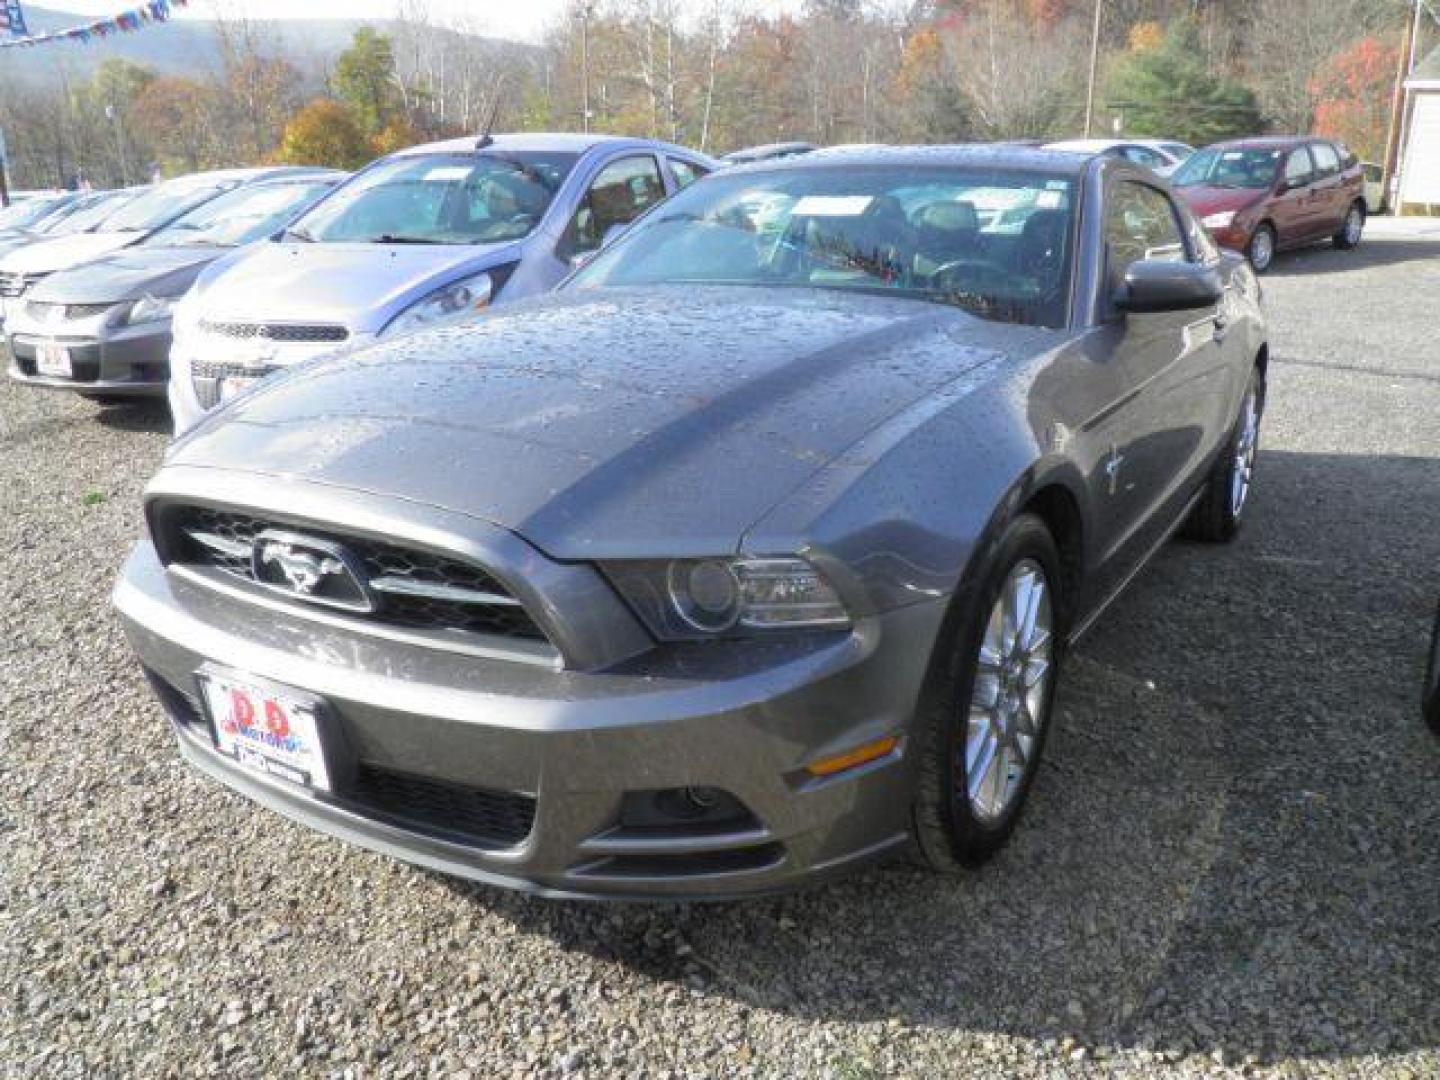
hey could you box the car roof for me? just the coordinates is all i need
[391,132,707,158]
[1207,136,1324,151]
[725,143,1090,176]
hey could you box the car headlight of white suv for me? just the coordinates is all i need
[379,272,493,340]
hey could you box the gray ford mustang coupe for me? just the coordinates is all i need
[114,146,1268,899]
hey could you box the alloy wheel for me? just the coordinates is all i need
[1250,228,1274,271]
[965,559,1054,824]
[1230,387,1259,518]
[1345,207,1363,246]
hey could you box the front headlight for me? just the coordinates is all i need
[603,557,850,640]
[379,272,493,340]
[1202,211,1237,229]
[124,293,180,326]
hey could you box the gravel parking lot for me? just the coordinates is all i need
[2,232,1437,1078]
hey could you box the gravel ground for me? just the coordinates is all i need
[2,233,1438,1078]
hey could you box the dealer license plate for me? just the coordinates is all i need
[199,670,332,791]
[36,341,71,378]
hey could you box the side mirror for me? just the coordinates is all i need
[1114,260,1222,314]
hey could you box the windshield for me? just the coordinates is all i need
[99,179,232,233]
[290,151,578,244]
[0,196,70,231]
[1172,148,1281,190]
[570,165,1075,328]
[144,180,332,248]
[43,190,142,236]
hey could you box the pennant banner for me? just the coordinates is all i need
[0,0,189,50]
[1,1,28,38]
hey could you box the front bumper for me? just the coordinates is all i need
[115,529,946,900]
[6,312,170,396]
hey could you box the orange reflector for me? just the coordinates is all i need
[806,735,899,778]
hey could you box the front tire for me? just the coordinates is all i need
[1424,605,1440,735]
[1185,367,1263,542]
[912,514,1062,870]
[1247,223,1276,273]
[1333,201,1365,250]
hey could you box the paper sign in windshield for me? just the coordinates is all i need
[791,195,874,216]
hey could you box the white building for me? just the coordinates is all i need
[1398,45,1440,211]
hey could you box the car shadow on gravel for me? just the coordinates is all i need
[446,447,1440,1068]
[92,399,171,435]
[1265,238,1440,277]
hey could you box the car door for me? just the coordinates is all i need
[1272,147,1316,246]
[1307,141,1345,233]
[1088,177,1232,589]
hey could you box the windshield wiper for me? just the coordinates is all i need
[371,234,447,244]
[282,225,317,242]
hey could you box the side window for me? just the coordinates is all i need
[1311,142,1340,179]
[1105,181,1188,292]
[669,158,709,190]
[1122,146,1166,169]
[570,156,666,254]
[1284,148,1314,189]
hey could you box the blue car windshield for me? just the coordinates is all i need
[0,196,69,231]
[289,151,578,245]
[144,181,332,248]
[43,190,142,236]
[570,165,1075,328]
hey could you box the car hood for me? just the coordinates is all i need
[0,231,139,275]
[1175,185,1267,218]
[28,245,221,304]
[168,287,1050,558]
[193,240,523,331]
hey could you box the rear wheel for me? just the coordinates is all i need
[912,514,1062,870]
[1247,223,1276,273]
[1333,201,1365,250]
[1185,367,1263,542]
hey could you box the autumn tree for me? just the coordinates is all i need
[1311,36,1400,160]
[1107,20,1262,145]
[129,77,218,174]
[275,99,373,169]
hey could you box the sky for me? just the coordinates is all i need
[37,0,801,44]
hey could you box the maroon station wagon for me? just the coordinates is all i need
[1171,137,1366,272]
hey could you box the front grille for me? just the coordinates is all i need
[351,764,537,848]
[24,301,112,321]
[0,271,48,298]
[165,506,548,642]
[200,320,349,343]
[190,360,279,410]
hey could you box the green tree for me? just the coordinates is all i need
[333,28,402,136]
[1107,21,1263,146]
[275,99,373,169]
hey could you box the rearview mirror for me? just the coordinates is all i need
[1114,260,1222,314]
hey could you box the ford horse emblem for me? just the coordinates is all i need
[250,530,374,612]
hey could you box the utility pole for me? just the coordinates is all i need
[1382,0,1423,207]
[1083,0,1103,137]
[579,1,593,134]
[0,128,10,208]
[106,103,130,187]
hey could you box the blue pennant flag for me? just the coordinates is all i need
[0,1,28,38]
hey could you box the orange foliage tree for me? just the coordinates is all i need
[1311,36,1399,160]
[274,99,374,170]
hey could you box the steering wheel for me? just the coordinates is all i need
[928,258,1009,294]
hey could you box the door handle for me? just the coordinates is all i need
[1212,311,1229,341]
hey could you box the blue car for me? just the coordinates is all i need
[168,133,718,432]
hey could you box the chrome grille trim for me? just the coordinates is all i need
[162,506,552,650]
[198,320,349,343]
[369,575,525,607]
